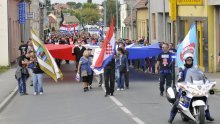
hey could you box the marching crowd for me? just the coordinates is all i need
[16,33,179,97]
[15,31,217,123]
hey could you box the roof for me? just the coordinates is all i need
[48,13,58,23]
[135,0,148,9]
[49,16,57,23]
[123,11,136,26]
[64,15,79,24]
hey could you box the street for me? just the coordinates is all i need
[0,63,220,124]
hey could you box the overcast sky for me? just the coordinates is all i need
[51,0,123,4]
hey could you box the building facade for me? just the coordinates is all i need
[149,0,170,44]
[0,0,23,66]
[136,0,148,40]
[173,0,216,72]
[208,0,220,72]
[120,3,127,39]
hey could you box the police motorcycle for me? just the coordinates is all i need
[167,68,216,124]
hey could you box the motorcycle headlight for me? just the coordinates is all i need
[209,89,215,95]
[182,91,186,96]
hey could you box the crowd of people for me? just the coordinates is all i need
[16,33,179,97]
[15,32,217,123]
[16,39,44,96]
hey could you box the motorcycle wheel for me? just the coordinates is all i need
[196,106,205,124]
[181,113,189,122]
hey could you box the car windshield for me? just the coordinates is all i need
[185,68,205,84]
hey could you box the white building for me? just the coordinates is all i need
[0,0,23,66]
[120,3,127,39]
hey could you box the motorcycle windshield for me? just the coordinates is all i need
[185,68,205,84]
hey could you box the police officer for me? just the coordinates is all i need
[167,54,214,123]
[155,43,174,96]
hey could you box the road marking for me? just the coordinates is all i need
[110,96,123,106]
[102,87,146,124]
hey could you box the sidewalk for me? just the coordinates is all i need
[0,68,18,112]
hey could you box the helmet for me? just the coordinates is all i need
[183,53,193,60]
[183,53,194,61]
[166,87,177,104]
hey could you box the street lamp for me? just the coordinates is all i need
[116,0,119,40]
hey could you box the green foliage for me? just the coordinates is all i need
[66,2,82,9]
[0,66,9,73]
[104,0,120,27]
[75,3,82,9]
[80,8,100,25]
[87,0,92,3]
[82,3,97,9]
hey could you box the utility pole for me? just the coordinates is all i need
[116,0,119,40]
[163,0,166,42]
[148,0,151,43]
[131,5,133,40]
[104,0,107,27]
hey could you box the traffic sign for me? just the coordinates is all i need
[18,2,26,24]
[26,12,34,20]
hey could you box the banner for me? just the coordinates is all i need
[31,30,63,82]
[176,24,198,68]
[126,43,162,59]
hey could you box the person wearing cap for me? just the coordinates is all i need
[168,53,214,123]
[73,40,86,71]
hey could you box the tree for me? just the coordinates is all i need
[103,0,120,27]
[82,3,97,9]
[87,0,92,3]
[66,2,76,9]
[80,8,100,26]
[75,3,82,9]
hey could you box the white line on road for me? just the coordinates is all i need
[102,87,146,124]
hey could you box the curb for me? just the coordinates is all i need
[0,86,18,113]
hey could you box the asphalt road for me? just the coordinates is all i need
[0,63,220,124]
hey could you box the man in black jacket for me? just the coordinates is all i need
[73,40,86,71]
[104,58,115,97]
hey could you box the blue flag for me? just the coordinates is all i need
[176,24,198,68]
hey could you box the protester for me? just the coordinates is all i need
[104,58,115,97]
[27,39,34,86]
[73,40,86,71]
[155,43,174,96]
[168,43,177,53]
[116,47,128,91]
[120,43,129,89]
[87,49,94,89]
[30,52,44,95]
[16,53,32,96]
[19,41,28,55]
[77,50,90,92]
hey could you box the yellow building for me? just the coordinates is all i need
[135,0,148,40]
[208,1,220,72]
[171,0,216,72]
